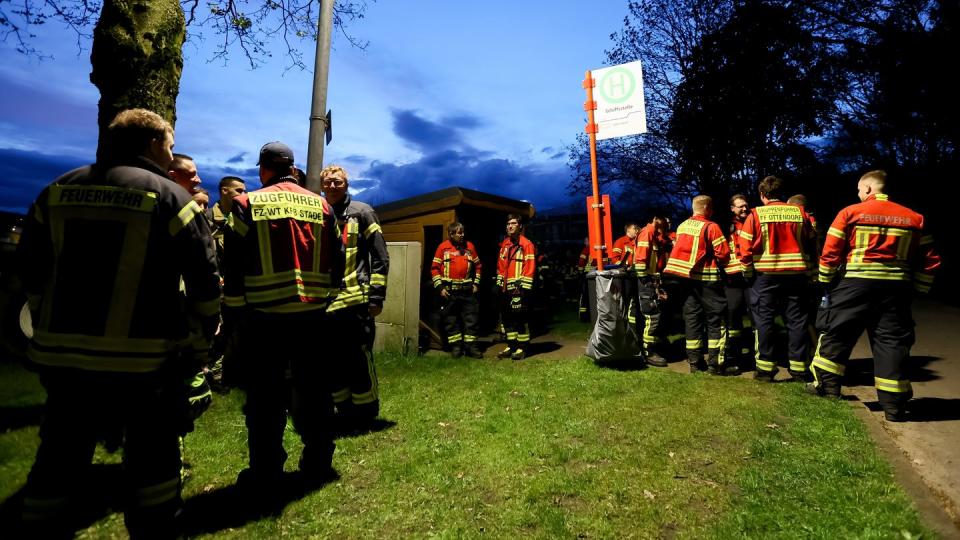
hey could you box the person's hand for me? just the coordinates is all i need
[369,303,383,317]
[440,288,450,299]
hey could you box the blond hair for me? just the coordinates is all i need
[692,195,713,215]
[859,170,886,192]
[319,164,349,181]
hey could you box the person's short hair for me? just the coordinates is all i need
[860,170,887,191]
[219,176,245,189]
[787,194,807,206]
[169,153,194,171]
[624,221,639,231]
[194,186,209,196]
[647,212,667,225]
[319,164,348,182]
[757,175,787,200]
[729,193,748,206]
[448,222,464,236]
[506,213,523,226]
[692,195,713,213]
[107,109,172,158]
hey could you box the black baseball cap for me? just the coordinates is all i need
[257,141,294,166]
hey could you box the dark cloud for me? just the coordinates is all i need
[226,152,247,164]
[549,151,566,160]
[341,154,369,164]
[0,148,88,213]
[541,146,555,154]
[390,109,484,153]
[355,148,577,212]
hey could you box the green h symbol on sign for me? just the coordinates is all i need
[599,67,636,104]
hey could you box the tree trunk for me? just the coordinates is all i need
[90,0,185,162]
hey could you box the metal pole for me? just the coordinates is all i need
[583,70,604,270]
[306,0,335,194]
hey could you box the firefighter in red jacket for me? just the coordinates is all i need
[432,222,483,358]
[739,176,818,382]
[611,222,640,266]
[633,215,670,366]
[16,109,221,537]
[496,214,537,360]
[808,170,940,421]
[223,142,342,488]
[723,194,752,372]
[664,196,731,374]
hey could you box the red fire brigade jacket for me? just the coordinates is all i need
[663,215,730,281]
[497,235,536,292]
[819,193,940,292]
[431,239,482,290]
[738,201,816,275]
[634,223,668,276]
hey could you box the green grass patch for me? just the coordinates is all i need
[0,346,931,538]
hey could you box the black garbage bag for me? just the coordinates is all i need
[585,269,644,365]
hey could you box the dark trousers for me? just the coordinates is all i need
[501,294,531,348]
[678,279,727,366]
[724,275,752,367]
[750,273,810,376]
[327,305,379,421]
[243,310,335,473]
[812,279,915,413]
[637,277,664,355]
[22,369,183,538]
[441,289,481,348]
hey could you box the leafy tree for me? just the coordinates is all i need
[0,0,369,159]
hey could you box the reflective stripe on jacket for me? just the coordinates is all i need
[663,215,730,281]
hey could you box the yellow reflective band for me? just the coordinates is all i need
[756,204,802,223]
[739,230,754,241]
[755,359,776,371]
[432,257,443,264]
[364,222,382,238]
[464,335,477,342]
[256,221,274,275]
[711,236,725,247]
[920,235,934,246]
[245,268,332,287]
[370,274,387,286]
[224,295,246,307]
[789,360,807,372]
[352,390,378,405]
[914,283,931,294]
[227,212,249,236]
[812,356,845,375]
[707,339,721,349]
[245,283,333,303]
[827,227,846,240]
[169,200,202,236]
[50,185,158,213]
[448,333,463,343]
[685,339,703,349]
[332,388,351,402]
[32,330,170,353]
[506,332,519,340]
[914,273,934,284]
[875,377,911,393]
[28,346,167,372]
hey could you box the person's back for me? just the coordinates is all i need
[16,109,220,538]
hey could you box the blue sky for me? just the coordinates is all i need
[0,1,631,214]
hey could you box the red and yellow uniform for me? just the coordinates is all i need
[811,193,940,418]
[634,224,668,276]
[738,202,817,377]
[611,234,636,266]
[223,176,341,479]
[664,215,730,371]
[723,219,753,368]
[497,235,536,349]
[431,240,482,352]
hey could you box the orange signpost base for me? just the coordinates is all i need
[583,70,609,269]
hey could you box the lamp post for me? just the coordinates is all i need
[306,0,335,194]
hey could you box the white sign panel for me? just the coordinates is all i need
[592,60,647,140]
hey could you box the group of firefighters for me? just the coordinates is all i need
[9,106,942,537]
[13,109,389,536]
[576,173,939,424]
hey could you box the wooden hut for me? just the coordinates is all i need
[375,187,534,347]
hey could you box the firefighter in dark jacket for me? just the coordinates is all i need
[496,214,537,360]
[432,222,483,358]
[808,170,940,421]
[16,109,221,538]
[320,165,389,428]
[223,142,341,487]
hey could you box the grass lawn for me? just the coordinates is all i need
[0,316,933,538]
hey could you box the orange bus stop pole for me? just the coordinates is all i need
[583,70,604,271]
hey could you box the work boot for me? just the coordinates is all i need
[689,361,706,373]
[788,371,810,383]
[805,382,840,400]
[884,409,908,422]
[722,364,741,376]
[496,347,513,359]
[450,345,463,358]
[753,370,776,383]
[465,345,484,359]
[511,348,526,361]
[646,351,668,367]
